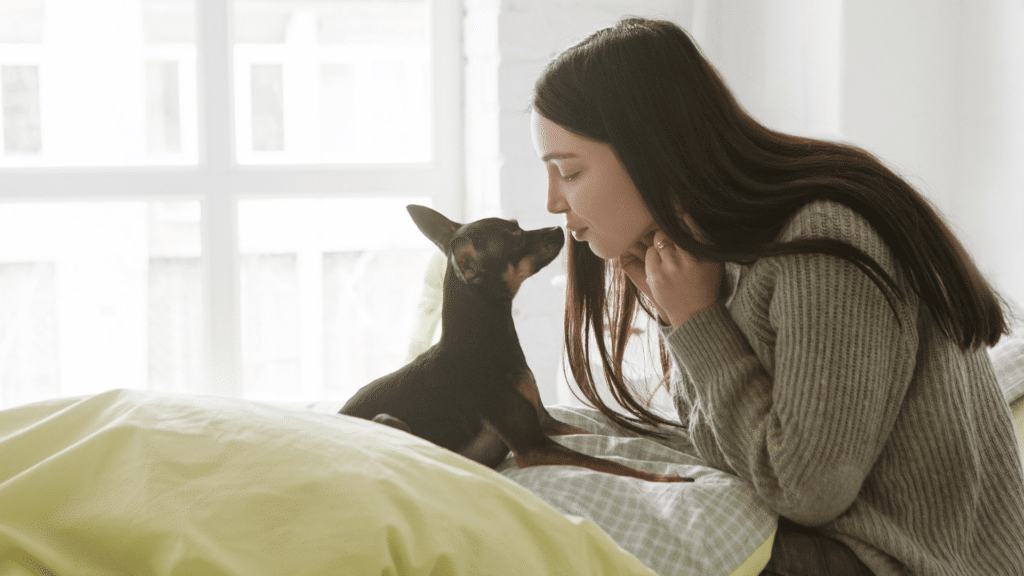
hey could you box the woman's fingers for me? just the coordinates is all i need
[651,231,676,257]
[628,233,653,262]
[619,254,643,281]
[646,231,677,275]
[618,231,673,324]
[620,225,726,328]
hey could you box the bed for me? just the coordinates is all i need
[0,387,780,576]
[1,301,1021,576]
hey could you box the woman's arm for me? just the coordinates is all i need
[660,202,920,526]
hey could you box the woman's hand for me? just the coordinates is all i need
[617,220,724,328]
[618,233,670,323]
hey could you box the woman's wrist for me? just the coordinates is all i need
[665,300,720,329]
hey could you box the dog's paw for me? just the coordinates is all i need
[372,413,412,433]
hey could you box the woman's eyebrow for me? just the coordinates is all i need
[542,152,578,162]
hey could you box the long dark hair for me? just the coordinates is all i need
[534,17,1009,437]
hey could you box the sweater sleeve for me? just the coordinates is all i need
[660,202,920,526]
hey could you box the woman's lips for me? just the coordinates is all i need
[569,227,588,240]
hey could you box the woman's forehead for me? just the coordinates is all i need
[531,111,592,159]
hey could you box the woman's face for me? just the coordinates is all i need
[531,111,656,260]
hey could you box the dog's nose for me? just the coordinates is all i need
[542,227,565,247]
[540,228,565,256]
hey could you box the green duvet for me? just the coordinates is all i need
[0,390,655,576]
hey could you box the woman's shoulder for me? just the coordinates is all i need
[775,199,897,271]
[777,199,873,243]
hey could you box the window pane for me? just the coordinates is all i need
[322,247,438,396]
[146,61,182,154]
[250,63,285,151]
[0,0,45,44]
[0,200,203,409]
[0,0,198,167]
[237,196,436,402]
[233,0,431,164]
[1,65,42,154]
[0,261,58,406]
[241,253,300,396]
[149,255,203,394]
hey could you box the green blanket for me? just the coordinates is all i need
[0,390,655,576]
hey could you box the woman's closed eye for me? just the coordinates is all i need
[544,159,582,182]
[557,164,582,180]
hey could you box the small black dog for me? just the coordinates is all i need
[340,205,689,482]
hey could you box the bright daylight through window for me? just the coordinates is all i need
[0,0,460,408]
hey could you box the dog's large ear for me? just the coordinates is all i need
[407,205,461,253]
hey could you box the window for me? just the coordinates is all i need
[233,0,432,164]
[1,65,43,156]
[0,0,461,408]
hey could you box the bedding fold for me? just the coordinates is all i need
[0,389,658,576]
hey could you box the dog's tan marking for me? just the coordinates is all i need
[454,242,478,281]
[502,256,535,296]
[515,371,542,412]
[514,371,588,436]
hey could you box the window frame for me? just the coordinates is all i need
[0,0,464,397]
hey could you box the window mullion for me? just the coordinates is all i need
[197,0,242,397]
[430,0,464,220]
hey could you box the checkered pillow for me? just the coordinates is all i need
[989,299,1024,403]
[498,406,777,576]
[992,333,1024,403]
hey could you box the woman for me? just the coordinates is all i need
[531,17,1024,576]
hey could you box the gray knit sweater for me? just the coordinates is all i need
[659,200,1024,575]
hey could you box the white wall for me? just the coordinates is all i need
[843,0,1024,309]
[692,0,1024,307]
[466,0,1024,402]
[692,0,844,139]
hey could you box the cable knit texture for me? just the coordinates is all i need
[659,200,1024,575]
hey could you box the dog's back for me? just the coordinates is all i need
[341,344,496,454]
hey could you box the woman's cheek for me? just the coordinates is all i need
[565,185,595,218]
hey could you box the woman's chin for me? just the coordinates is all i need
[584,242,616,261]
[575,235,629,261]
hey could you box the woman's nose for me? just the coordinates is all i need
[546,181,569,215]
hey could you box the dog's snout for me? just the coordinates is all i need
[542,227,564,247]
[530,227,564,253]
[522,226,564,275]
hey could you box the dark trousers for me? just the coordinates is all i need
[760,519,875,576]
